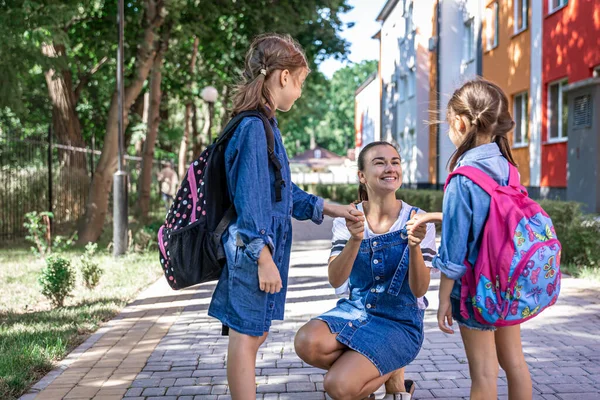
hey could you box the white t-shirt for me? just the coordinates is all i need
[329,201,437,310]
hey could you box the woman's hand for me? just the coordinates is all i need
[406,210,427,248]
[437,296,454,334]
[346,205,365,242]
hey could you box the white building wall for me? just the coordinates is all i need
[380,0,434,186]
[380,2,404,143]
[355,76,381,154]
[437,0,482,183]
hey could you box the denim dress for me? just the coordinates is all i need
[316,208,425,375]
[208,116,324,337]
[432,142,509,331]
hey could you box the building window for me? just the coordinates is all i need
[463,17,475,64]
[513,92,529,146]
[514,0,528,33]
[548,79,568,141]
[486,2,499,50]
[407,1,415,33]
[399,75,407,102]
[549,0,568,13]
[408,68,416,98]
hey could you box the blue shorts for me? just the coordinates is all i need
[451,297,496,332]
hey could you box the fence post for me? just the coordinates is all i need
[90,133,95,179]
[47,125,53,229]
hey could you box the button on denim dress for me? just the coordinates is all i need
[316,209,425,375]
[208,116,324,337]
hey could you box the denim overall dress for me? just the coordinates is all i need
[316,208,425,375]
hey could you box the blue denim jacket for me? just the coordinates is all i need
[208,116,324,336]
[432,143,509,298]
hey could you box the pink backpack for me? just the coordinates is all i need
[445,163,561,327]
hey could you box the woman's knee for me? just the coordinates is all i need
[294,325,323,363]
[323,371,361,400]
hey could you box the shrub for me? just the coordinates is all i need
[39,255,75,307]
[24,211,53,256]
[311,184,600,269]
[79,243,103,289]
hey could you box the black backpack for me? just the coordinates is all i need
[157,110,284,290]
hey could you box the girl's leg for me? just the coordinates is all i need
[323,350,393,400]
[495,325,532,400]
[294,320,347,369]
[459,325,499,400]
[227,328,268,400]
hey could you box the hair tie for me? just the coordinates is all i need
[260,68,267,76]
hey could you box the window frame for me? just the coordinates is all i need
[514,0,529,34]
[463,17,475,64]
[548,0,568,15]
[547,79,569,143]
[513,91,529,147]
[486,2,499,51]
[407,68,416,99]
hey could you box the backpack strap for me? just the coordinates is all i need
[444,166,499,196]
[214,206,237,260]
[508,163,528,195]
[219,110,284,202]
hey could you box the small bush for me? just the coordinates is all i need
[39,255,75,307]
[24,211,53,256]
[540,200,600,268]
[79,243,103,289]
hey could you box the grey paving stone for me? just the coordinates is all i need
[141,387,167,396]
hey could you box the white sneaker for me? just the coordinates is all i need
[381,393,411,400]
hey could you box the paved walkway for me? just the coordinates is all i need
[23,217,600,400]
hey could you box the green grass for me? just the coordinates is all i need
[0,248,162,399]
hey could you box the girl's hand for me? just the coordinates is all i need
[324,203,361,222]
[437,297,454,334]
[257,248,282,294]
[406,210,427,248]
[346,205,365,242]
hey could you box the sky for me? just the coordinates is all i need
[318,0,388,78]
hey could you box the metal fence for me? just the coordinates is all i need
[0,128,169,240]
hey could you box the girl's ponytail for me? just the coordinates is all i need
[446,78,518,171]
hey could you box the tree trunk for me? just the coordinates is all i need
[178,36,199,178]
[191,102,202,158]
[78,0,166,244]
[139,32,169,221]
[42,43,87,170]
[220,83,232,129]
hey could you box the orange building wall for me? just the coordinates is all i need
[482,0,531,185]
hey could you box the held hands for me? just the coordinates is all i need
[437,296,455,334]
[257,247,282,294]
[405,210,427,248]
[346,204,365,242]
[325,203,361,222]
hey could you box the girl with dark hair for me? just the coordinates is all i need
[207,34,357,400]
[294,142,437,400]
